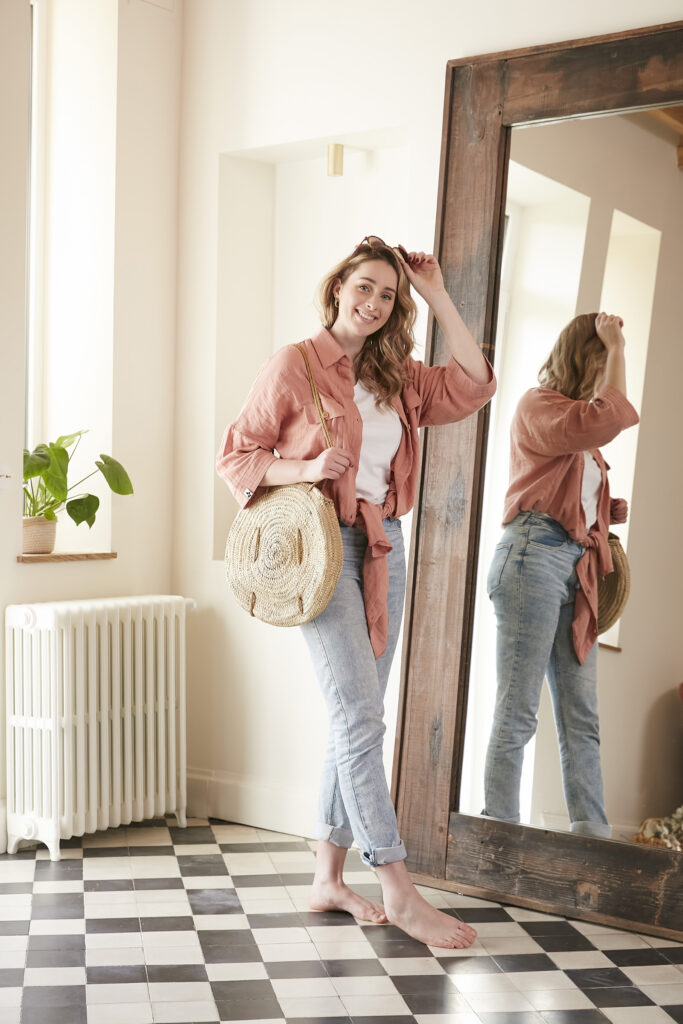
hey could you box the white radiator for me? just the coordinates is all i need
[5,595,195,860]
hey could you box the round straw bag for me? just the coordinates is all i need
[225,344,343,627]
[597,532,630,633]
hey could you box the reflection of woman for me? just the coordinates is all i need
[483,313,639,837]
[217,237,495,947]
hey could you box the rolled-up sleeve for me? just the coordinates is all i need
[522,386,639,457]
[411,355,496,427]
[216,349,294,508]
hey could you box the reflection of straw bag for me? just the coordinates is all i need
[597,533,630,633]
[225,344,343,626]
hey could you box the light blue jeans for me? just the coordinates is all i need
[483,511,610,838]
[300,519,407,867]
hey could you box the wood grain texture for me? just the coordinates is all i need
[394,62,508,879]
[394,21,683,932]
[17,552,118,562]
[446,813,683,940]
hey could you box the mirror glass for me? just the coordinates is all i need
[458,107,683,846]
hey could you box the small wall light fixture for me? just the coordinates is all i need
[327,143,344,177]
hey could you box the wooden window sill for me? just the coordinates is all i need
[17,552,118,563]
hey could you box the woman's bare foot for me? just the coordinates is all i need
[377,862,477,948]
[310,839,387,923]
[309,878,387,923]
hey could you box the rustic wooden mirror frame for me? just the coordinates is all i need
[392,21,683,939]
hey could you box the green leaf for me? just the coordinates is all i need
[43,509,57,521]
[42,444,69,502]
[23,445,51,480]
[54,430,86,449]
[96,455,133,495]
[66,494,99,527]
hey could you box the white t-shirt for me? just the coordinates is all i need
[353,380,402,505]
[581,451,602,530]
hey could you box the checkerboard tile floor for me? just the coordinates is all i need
[1,817,682,1024]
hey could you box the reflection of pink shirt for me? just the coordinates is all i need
[503,385,639,663]
[217,326,496,657]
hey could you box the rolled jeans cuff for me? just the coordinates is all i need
[361,840,407,868]
[570,820,612,839]
[315,823,354,848]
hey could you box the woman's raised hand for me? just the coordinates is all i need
[309,447,353,482]
[395,249,446,304]
[595,312,625,351]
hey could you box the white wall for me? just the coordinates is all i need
[0,0,183,852]
[174,1,683,839]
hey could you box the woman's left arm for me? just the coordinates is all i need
[399,250,491,384]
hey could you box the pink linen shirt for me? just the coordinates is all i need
[217,326,496,657]
[502,385,640,663]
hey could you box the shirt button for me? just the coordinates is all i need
[244,488,253,499]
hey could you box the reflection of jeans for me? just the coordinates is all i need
[483,512,610,838]
[300,519,407,867]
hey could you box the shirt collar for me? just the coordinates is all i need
[310,326,352,369]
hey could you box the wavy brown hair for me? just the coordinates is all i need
[538,313,607,401]
[316,241,417,406]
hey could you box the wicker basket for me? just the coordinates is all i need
[22,515,57,555]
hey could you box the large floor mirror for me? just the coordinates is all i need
[392,22,683,939]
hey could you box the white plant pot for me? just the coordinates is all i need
[22,515,57,555]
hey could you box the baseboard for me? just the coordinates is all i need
[187,766,319,839]
[539,810,640,840]
[0,799,6,855]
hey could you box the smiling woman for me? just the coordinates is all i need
[216,234,495,948]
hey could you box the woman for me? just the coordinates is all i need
[217,236,495,948]
[483,312,639,837]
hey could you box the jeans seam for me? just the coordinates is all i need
[311,616,371,843]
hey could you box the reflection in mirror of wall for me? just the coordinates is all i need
[460,108,683,846]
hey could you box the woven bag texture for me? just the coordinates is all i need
[597,532,630,634]
[225,482,343,626]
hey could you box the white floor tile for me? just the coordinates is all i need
[0,951,25,968]
[450,971,518,994]
[143,945,205,966]
[592,932,653,950]
[141,932,200,950]
[29,919,85,934]
[222,853,277,874]
[0,893,32,907]
[205,962,268,981]
[129,858,180,879]
[85,902,141,919]
[463,989,536,1012]
[86,1002,154,1024]
[135,901,191,918]
[270,977,337,998]
[255,829,302,843]
[85,932,143,949]
[83,860,133,881]
[0,936,29,952]
[599,1008,677,1023]
[643,935,683,948]
[234,886,289,901]
[193,913,249,930]
[0,1010,20,1024]
[0,906,30,920]
[147,981,213,1002]
[277,995,347,1017]
[505,907,565,921]
[311,940,375,960]
[209,825,259,842]
[133,889,189,903]
[547,949,614,969]
[86,947,146,967]
[85,890,137,907]
[239,898,296,915]
[0,864,35,882]
[181,876,234,890]
[170,844,219,856]
[509,970,580,991]
[622,964,683,985]
[478,936,543,955]
[0,988,23,1007]
[468,921,527,937]
[414,1014,481,1024]
[640,981,683,1003]
[380,956,447,975]
[87,983,150,1003]
[253,927,310,945]
[429,940,490,957]
[24,966,86,985]
[258,941,321,962]
[340,993,413,1015]
[525,987,595,1010]
[151,1001,219,1023]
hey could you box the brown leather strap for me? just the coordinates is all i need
[295,343,333,449]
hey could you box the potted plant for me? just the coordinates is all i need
[23,430,133,554]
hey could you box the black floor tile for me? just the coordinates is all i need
[146,963,209,981]
[200,942,262,964]
[188,888,243,914]
[262,840,310,851]
[587,985,654,1007]
[170,826,216,844]
[246,912,305,929]
[454,906,515,922]
[565,966,634,988]
[219,842,266,853]
[662,1007,683,1023]
[228,872,283,887]
[26,949,85,967]
[140,915,195,931]
[522,921,585,936]
[298,910,356,926]
[28,934,85,951]
[214,995,284,1020]
[134,876,184,890]
[606,946,671,966]
[177,854,228,876]
[663,947,683,964]
[85,917,140,933]
[21,1006,87,1024]
[321,958,387,977]
[0,921,30,935]
[479,1013,545,1024]
[265,959,328,978]
[493,953,558,972]
[534,934,596,952]
[84,879,134,891]
[198,928,258,948]
[210,977,276,1000]
[400,988,471,1013]
[538,1012,611,1024]
[392,972,459,995]
[0,882,33,894]
[22,984,86,1006]
[82,846,130,858]
[351,1018,415,1024]
[279,871,316,884]
[0,968,24,986]
[128,845,176,856]
[86,965,147,983]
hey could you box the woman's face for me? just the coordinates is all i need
[334,259,398,339]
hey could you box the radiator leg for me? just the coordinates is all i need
[7,834,21,856]
[175,809,187,828]
[46,838,62,862]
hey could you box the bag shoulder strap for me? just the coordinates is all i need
[294,342,333,450]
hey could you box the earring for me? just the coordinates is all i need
[334,297,339,308]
